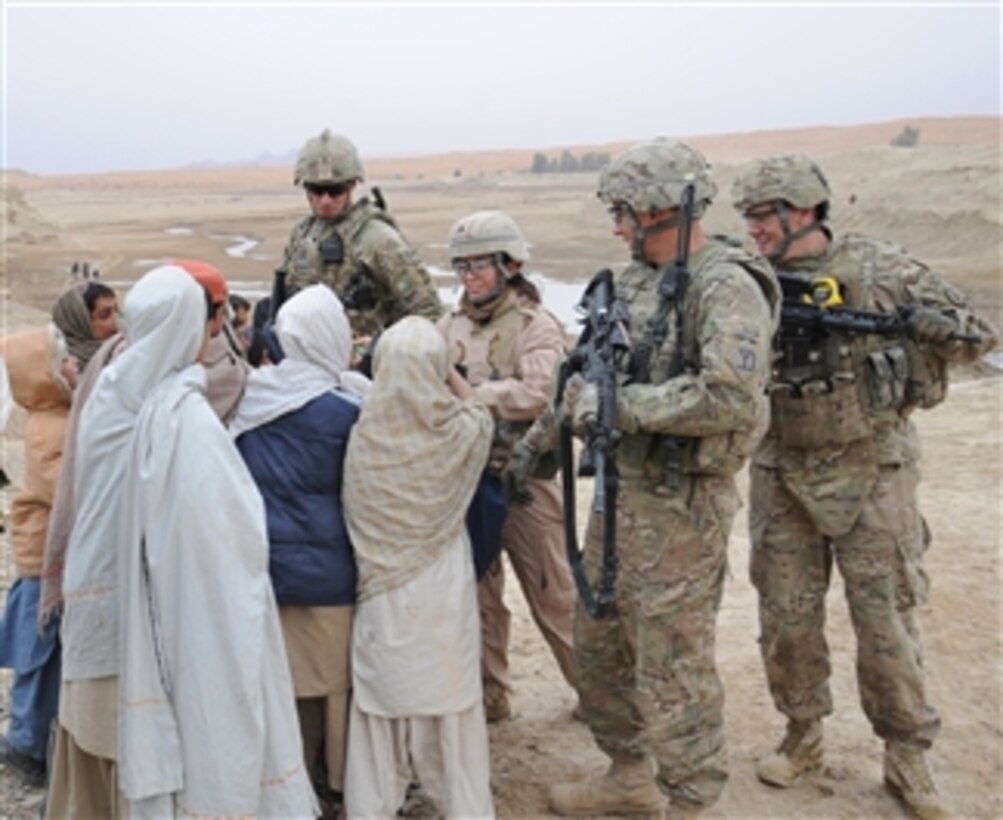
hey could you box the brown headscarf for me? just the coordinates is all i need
[51,282,103,371]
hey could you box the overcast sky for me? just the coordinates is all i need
[2,1,1000,175]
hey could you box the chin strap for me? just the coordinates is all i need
[769,202,826,264]
[624,206,683,262]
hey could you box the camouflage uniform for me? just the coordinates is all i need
[438,210,576,717]
[748,234,997,745]
[281,202,441,336]
[574,238,778,809]
[529,141,779,814]
[733,154,999,816]
[282,130,441,336]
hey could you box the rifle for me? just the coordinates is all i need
[777,271,981,360]
[269,267,288,322]
[781,301,980,344]
[557,268,631,618]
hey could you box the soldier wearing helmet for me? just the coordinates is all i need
[280,129,441,338]
[731,153,831,264]
[437,210,578,725]
[549,140,780,816]
[732,154,998,820]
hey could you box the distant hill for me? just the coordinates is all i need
[5,115,998,191]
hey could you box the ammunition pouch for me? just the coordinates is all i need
[865,346,909,411]
[864,342,946,413]
[771,377,872,449]
[617,432,696,491]
[903,341,948,410]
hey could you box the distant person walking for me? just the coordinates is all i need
[732,154,998,820]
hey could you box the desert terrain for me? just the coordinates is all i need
[1,115,1000,817]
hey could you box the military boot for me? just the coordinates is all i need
[884,742,951,820]
[756,719,823,788]
[549,756,667,817]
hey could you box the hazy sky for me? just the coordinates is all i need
[3,1,1000,175]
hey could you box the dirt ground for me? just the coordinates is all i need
[1,116,1000,818]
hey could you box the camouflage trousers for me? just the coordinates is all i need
[749,462,941,747]
[479,477,577,699]
[575,473,738,809]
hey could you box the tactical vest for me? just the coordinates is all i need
[444,290,553,471]
[770,234,948,451]
[616,240,779,483]
[283,198,404,335]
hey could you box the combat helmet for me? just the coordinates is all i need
[448,210,531,269]
[597,139,718,217]
[294,129,364,187]
[731,153,830,212]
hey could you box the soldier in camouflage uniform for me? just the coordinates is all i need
[731,154,998,820]
[436,210,577,724]
[280,129,442,336]
[544,141,780,817]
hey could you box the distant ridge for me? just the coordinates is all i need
[6,115,998,189]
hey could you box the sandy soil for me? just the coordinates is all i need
[1,117,1000,818]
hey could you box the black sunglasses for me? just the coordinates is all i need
[305,182,352,199]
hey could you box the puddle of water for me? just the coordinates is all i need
[165,225,194,236]
[210,234,260,258]
[982,349,1003,371]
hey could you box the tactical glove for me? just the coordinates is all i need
[501,440,537,507]
[905,307,959,344]
[562,374,598,436]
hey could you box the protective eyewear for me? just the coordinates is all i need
[607,203,631,224]
[452,257,497,278]
[742,205,780,225]
[305,182,352,199]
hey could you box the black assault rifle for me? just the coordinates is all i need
[778,273,981,350]
[557,268,631,618]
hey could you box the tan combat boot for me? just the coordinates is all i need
[884,742,951,820]
[756,719,824,788]
[549,756,667,817]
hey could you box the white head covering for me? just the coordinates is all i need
[343,316,492,601]
[229,284,369,437]
[61,265,207,680]
[106,269,318,815]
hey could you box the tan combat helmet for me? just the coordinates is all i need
[447,210,531,270]
[731,153,830,212]
[597,139,718,217]
[293,129,365,187]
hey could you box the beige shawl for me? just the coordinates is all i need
[344,316,492,601]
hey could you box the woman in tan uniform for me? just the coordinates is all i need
[437,210,578,722]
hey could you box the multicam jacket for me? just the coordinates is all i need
[282,197,442,335]
[759,232,998,536]
[612,238,779,483]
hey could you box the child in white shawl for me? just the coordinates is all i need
[343,316,495,819]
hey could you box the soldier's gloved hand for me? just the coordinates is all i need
[501,440,537,506]
[906,307,959,344]
[567,378,599,436]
